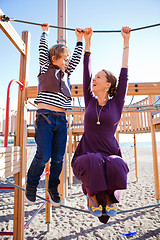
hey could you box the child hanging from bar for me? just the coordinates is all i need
[25,23,84,206]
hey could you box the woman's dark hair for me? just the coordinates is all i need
[102,69,117,97]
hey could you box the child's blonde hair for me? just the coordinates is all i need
[49,44,71,62]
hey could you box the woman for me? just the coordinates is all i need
[71,26,130,224]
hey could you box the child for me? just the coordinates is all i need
[25,23,83,207]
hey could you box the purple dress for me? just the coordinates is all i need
[71,54,129,223]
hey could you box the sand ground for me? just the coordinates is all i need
[0,146,160,240]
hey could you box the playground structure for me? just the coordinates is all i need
[0,4,160,240]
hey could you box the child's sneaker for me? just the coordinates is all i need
[47,188,61,207]
[25,184,37,205]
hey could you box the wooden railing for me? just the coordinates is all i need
[1,96,159,138]
[0,108,17,137]
[0,146,21,178]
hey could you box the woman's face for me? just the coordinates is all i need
[92,70,108,95]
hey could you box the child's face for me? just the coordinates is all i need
[53,54,70,71]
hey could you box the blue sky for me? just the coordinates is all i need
[0,0,160,142]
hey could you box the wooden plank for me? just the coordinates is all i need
[80,113,84,126]
[0,9,26,55]
[27,111,36,125]
[139,101,144,130]
[27,128,35,137]
[27,86,38,99]
[123,113,127,132]
[0,162,20,172]
[152,116,160,125]
[0,161,21,171]
[0,152,21,160]
[145,98,150,129]
[0,155,21,167]
[123,106,160,113]
[127,82,160,95]
[131,112,136,132]
[71,85,84,97]
[67,111,85,116]
[27,82,160,99]
[0,152,21,163]
[0,148,21,155]
[0,166,21,178]
[136,112,140,131]
[3,165,20,175]
[126,112,130,132]
[72,128,84,133]
[139,112,143,130]
[0,146,20,153]
[143,101,147,130]
[119,129,151,134]
[155,124,160,131]
[27,85,84,99]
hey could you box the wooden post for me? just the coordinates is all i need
[148,95,160,200]
[68,115,73,184]
[64,148,68,198]
[45,161,52,232]
[74,134,77,152]
[56,0,67,200]
[0,9,25,55]
[57,0,67,45]
[59,147,67,202]
[133,133,138,181]
[115,130,119,144]
[13,31,30,240]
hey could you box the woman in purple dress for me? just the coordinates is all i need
[71,26,131,223]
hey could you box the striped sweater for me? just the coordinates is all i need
[34,32,83,109]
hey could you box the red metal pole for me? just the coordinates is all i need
[0,186,14,190]
[4,79,23,147]
[0,232,13,236]
[1,80,23,237]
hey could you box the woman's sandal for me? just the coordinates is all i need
[87,195,103,217]
[105,202,117,217]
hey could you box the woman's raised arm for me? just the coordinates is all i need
[121,26,131,68]
[84,27,93,52]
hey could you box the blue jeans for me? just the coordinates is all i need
[27,109,67,190]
